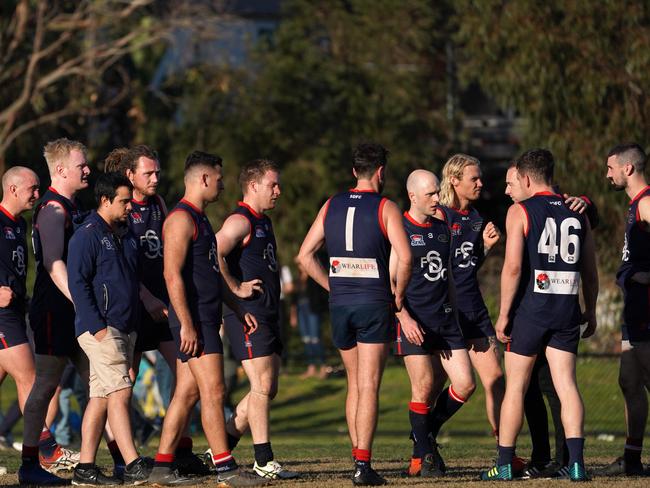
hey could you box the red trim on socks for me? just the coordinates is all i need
[408,401,430,415]
[155,453,175,463]
[213,451,234,464]
[352,447,358,459]
[356,449,371,462]
[448,385,466,403]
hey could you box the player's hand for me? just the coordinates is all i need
[180,324,199,356]
[143,295,168,322]
[495,315,511,344]
[235,279,263,299]
[0,286,14,308]
[94,327,108,342]
[242,312,258,334]
[564,194,587,214]
[581,311,597,338]
[483,222,501,251]
[399,313,424,346]
[631,271,650,285]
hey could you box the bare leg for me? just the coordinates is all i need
[468,337,505,433]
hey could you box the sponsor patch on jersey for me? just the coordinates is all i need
[410,234,425,246]
[451,223,462,236]
[471,222,483,232]
[3,227,15,240]
[329,257,379,279]
[255,225,266,238]
[437,233,449,243]
[130,212,144,224]
[534,269,580,295]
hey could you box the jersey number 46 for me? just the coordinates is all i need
[537,217,581,264]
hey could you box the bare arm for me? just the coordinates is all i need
[494,204,526,343]
[297,203,330,291]
[39,203,72,301]
[215,214,263,298]
[383,200,411,310]
[163,211,197,356]
[579,220,598,338]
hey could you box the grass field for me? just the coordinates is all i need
[0,356,647,486]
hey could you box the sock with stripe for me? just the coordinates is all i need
[212,450,237,473]
[154,453,174,468]
[428,386,466,440]
[38,429,58,458]
[253,442,274,467]
[355,449,371,468]
[22,445,39,466]
[497,445,515,466]
[408,402,431,459]
[566,437,585,466]
[108,440,125,466]
[351,446,358,460]
[175,436,193,457]
[624,437,642,465]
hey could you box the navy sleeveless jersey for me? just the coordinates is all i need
[402,212,452,325]
[31,187,84,310]
[440,205,486,312]
[513,193,586,328]
[617,186,650,287]
[167,200,222,326]
[224,202,280,321]
[0,206,28,316]
[324,190,391,306]
[128,195,167,303]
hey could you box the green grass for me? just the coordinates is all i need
[0,356,644,486]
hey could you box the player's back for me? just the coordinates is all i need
[324,190,391,306]
[515,192,586,328]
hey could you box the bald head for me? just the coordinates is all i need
[2,166,37,192]
[1,166,40,215]
[406,169,441,218]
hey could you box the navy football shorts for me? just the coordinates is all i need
[457,306,495,340]
[0,311,29,350]
[223,313,283,362]
[330,303,394,350]
[395,313,465,356]
[135,303,174,353]
[169,321,223,363]
[508,316,579,356]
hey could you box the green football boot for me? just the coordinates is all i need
[480,464,513,481]
[569,462,590,482]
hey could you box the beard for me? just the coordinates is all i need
[608,178,626,191]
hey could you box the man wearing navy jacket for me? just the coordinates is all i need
[68,172,150,485]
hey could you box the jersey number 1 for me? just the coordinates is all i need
[345,207,356,251]
[537,217,581,264]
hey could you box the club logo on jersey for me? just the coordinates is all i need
[209,242,220,273]
[451,223,462,236]
[455,241,478,268]
[437,233,449,243]
[329,257,379,279]
[141,229,162,259]
[255,225,266,238]
[410,234,425,246]
[534,269,580,295]
[12,245,25,276]
[101,237,115,250]
[130,212,144,224]
[472,221,483,232]
[3,227,16,240]
[536,273,550,290]
[263,242,278,272]
[421,250,447,282]
[443,302,453,314]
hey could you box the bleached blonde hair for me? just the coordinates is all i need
[439,153,480,207]
[43,138,87,175]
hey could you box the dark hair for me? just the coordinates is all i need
[239,159,279,193]
[103,147,130,174]
[95,172,133,206]
[516,148,554,184]
[127,144,159,172]
[607,143,647,172]
[353,143,389,178]
[184,150,223,174]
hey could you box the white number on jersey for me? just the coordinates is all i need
[345,207,356,252]
[537,217,581,264]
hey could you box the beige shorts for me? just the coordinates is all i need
[77,326,137,398]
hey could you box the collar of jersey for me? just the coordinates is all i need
[238,201,263,218]
[630,185,650,205]
[0,204,17,222]
[404,211,432,228]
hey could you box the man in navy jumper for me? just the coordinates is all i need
[68,172,150,485]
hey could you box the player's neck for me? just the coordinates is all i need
[241,197,264,216]
[407,207,431,225]
[0,200,21,220]
[626,177,649,201]
[49,180,77,201]
[354,179,380,193]
[455,195,471,211]
[181,193,207,213]
[527,183,554,196]
[132,188,149,203]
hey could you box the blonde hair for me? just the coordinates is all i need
[439,153,480,207]
[43,138,87,175]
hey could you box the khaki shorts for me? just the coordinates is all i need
[77,326,137,398]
